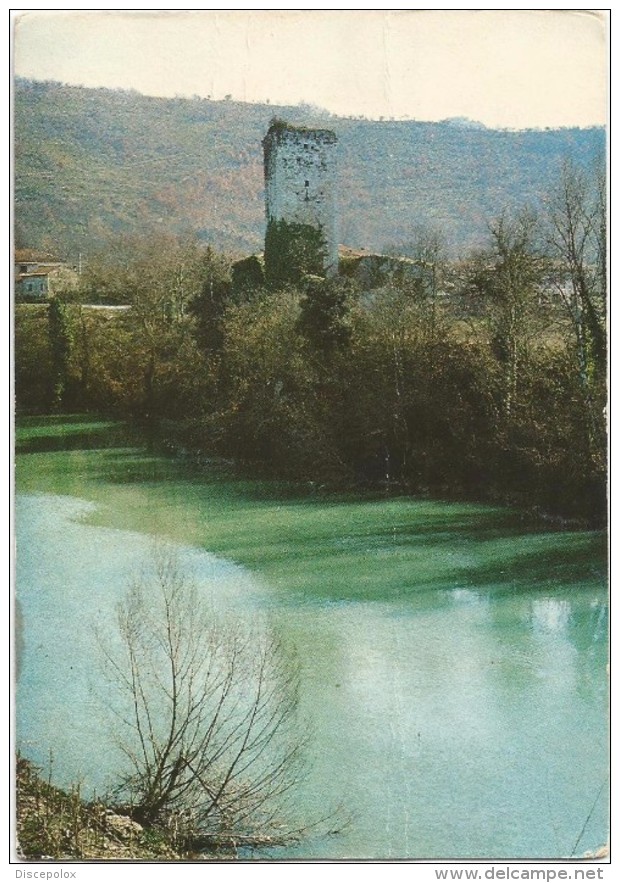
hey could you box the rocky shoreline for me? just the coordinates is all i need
[16,756,181,861]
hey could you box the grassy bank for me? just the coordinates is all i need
[16,757,181,860]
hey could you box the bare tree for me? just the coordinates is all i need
[546,159,607,400]
[385,224,448,321]
[542,158,607,468]
[100,548,309,853]
[464,210,548,420]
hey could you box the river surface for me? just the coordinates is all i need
[14,416,609,859]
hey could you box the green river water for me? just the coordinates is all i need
[15,416,609,860]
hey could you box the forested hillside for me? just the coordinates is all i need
[14,78,604,261]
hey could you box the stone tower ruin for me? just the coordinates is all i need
[263,120,338,277]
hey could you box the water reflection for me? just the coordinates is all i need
[531,597,572,634]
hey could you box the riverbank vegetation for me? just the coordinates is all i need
[14,160,606,525]
[100,548,311,852]
[17,753,288,859]
[17,755,181,859]
[17,547,320,859]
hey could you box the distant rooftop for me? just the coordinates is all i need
[15,249,64,264]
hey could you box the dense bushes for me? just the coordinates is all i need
[14,223,607,524]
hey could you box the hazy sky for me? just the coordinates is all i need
[13,9,608,129]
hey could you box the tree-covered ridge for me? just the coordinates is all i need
[14,78,604,260]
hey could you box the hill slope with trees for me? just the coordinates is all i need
[14,78,604,261]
